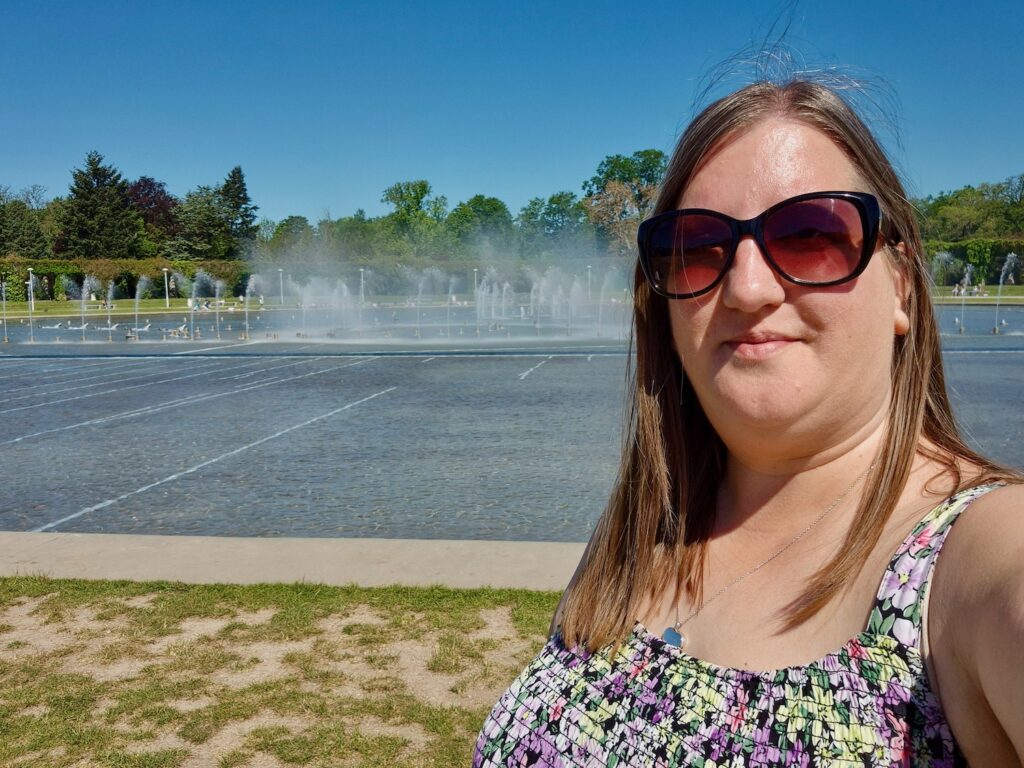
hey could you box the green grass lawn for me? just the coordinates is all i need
[930,284,1024,303]
[0,298,267,320]
[0,295,478,320]
[0,577,558,768]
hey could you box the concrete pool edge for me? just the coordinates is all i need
[0,532,583,591]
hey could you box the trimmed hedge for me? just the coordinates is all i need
[923,239,1024,285]
[0,255,624,303]
[0,257,251,302]
[8,245,1013,299]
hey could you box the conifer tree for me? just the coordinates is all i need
[0,198,47,259]
[58,151,144,259]
[219,166,258,243]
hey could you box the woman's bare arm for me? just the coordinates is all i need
[967,487,1024,760]
[933,483,1024,765]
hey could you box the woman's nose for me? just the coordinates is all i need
[720,237,786,312]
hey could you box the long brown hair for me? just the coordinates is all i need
[559,80,1021,651]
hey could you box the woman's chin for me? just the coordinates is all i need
[702,386,815,434]
[723,405,803,431]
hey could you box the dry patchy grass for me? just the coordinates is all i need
[0,577,557,767]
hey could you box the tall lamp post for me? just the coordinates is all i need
[472,267,480,335]
[587,264,592,302]
[162,267,170,308]
[26,268,35,343]
[358,268,365,329]
[278,268,284,306]
[0,272,8,343]
[27,267,35,312]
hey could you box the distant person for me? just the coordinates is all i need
[475,78,1023,766]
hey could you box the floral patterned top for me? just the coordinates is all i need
[475,484,1002,767]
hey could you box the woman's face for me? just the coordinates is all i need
[669,117,909,458]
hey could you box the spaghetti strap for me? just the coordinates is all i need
[866,482,1004,648]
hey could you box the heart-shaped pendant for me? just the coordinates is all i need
[661,626,684,647]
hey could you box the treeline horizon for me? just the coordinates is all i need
[1,150,1022,287]
[0,150,665,268]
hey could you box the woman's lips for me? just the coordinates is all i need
[724,334,797,359]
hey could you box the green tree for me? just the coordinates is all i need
[516,192,592,259]
[267,215,315,260]
[582,150,665,257]
[39,197,67,256]
[918,184,1008,241]
[998,173,1024,236]
[219,166,259,248]
[964,239,994,281]
[381,180,432,228]
[380,180,451,260]
[517,197,546,258]
[318,209,377,263]
[541,191,587,235]
[0,187,48,259]
[170,186,233,260]
[448,193,512,241]
[582,149,667,201]
[58,151,145,259]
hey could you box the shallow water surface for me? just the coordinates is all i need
[1,306,1020,541]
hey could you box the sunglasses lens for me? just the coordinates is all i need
[647,214,731,296]
[763,197,864,283]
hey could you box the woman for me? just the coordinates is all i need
[474,80,1023,766]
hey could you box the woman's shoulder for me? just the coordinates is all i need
[938,480,1024,590]
[891,471,1021,593]
[864,477,1018,656]
[926,480,1024,617]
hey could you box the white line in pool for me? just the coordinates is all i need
[0,360,226,415]
[518,356,552,380]
[30,386,398,533]
[1,358,372,446]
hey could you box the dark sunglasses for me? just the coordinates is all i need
[637,191,883,299]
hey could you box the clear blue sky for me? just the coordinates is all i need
[2,1,1022,223]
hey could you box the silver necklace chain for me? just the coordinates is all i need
[667,463,875,640]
